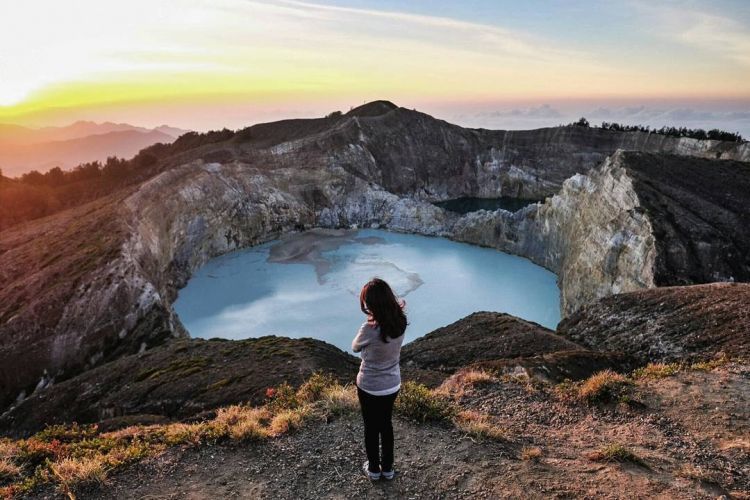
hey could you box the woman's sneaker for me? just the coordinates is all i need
[363,461,381,480]
[381,468,395,480]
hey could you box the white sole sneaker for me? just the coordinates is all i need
[363,461,381,480]
[381,470,395,480]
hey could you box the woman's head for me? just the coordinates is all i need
[360,278,407,342]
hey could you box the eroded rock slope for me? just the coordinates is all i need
[1,101,748,410]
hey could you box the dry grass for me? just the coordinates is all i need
[0,371,389,497]
[215,406,271,441]
[0,440,19,461]
[101,425,149,441]
[632,362,681,379]
[50,455,108,486]
[690,355,728,372]
[161,423,207,446]
[586,443,646,466]
[437,369,496,400]
[318,384,359,416]
[0,457,21,479]
[521,446,543,461]
[576,370,631,404]
[454,411,505,441]
[269,408,309,436]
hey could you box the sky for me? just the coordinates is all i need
[1,0,749,135]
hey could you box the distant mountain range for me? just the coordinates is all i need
[0,121,191,177]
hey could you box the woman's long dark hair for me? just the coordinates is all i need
[360,278,407,342]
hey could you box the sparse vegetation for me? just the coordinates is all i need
[138,357,211,381]
[453,411,505,441]
[557,369,632,404]
[690,355,728,372]
[0,373,361,497]
[0,457,21,480]
[436,368,497,400]
[395,381,456,423]
[632,362,681,379]
[586,443,646,467]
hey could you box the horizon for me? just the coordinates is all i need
[1,0,749,136]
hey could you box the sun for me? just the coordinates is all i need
[0,86,30,108]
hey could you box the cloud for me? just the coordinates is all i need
[630,1,750,67]
[587,106,750,125]
[274,0,586,63]
[449,103,750,138]
[476,104,563,119]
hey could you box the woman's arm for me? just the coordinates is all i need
[351,324,370,353]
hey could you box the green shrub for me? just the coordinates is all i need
[395,382,455,423]
[266,382,300,411]
[632,363,681,379]
[296,372,337,403]
[36,423,99,443]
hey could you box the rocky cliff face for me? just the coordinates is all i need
[450,150,750,315]
[558,282,750,363]
[1,101,748,410]
[451,151,657,315]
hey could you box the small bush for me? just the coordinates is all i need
[453,411,505,440]
[269,408,309,436]
[50,455,108,486]
[16,439,64,466]
[632,363,681,379]
[521,446,543,461]
[395,382,456,423]
[266,382,300,411]
[296,372,337,403]
[319,384,359,417]
[214,406,270,441]
[587,443,646,466]
[577,370,631,404]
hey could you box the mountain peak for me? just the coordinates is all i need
[345,100,398,117]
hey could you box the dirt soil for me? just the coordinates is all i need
[24,363,749,500]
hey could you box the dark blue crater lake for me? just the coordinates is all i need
[174,229,560,352]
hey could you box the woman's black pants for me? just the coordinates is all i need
[357,386,399,473]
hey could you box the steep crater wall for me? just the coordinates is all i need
[2,102,749,412]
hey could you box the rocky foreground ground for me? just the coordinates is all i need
[19,360,750,499]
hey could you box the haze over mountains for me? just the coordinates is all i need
[0,121,190,177]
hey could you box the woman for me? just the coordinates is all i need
[352,277,407,481]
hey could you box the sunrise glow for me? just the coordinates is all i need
[1,0,749,130]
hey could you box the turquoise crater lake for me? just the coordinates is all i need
[174,229,561,352]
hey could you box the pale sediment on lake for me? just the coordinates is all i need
[268,227,386,283]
